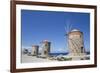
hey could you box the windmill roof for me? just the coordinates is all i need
[71,29,80,32]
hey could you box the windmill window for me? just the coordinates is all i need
[80,35,81,38]
[44,51,47,54]
[81,47,83,53]
[34,51,36,54]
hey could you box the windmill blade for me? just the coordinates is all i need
[66,20,72,33]
[69,39,79,54]
[76,39,84,48]
[75,39,86,53]
[71,38,83,55]
[64,23,68,35]
[73,39,85,55]
[68,21,71,32]
[66,23,69,34]
[69,23,72,32]
[64,21,67,35]
[74,39,81,46]
[72,39,81,49]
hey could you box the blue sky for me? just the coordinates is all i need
[21,10,90,53]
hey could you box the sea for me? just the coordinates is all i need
[49,53,68,56]
[49,52,90,56]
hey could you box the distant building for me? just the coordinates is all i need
[31,45,39,56]
[41,40,51,58]
[68,29,86,57]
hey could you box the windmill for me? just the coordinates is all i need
[64,21,86,58]
[31,45,39,56]
[40,40,51,58]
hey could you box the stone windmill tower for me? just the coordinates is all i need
[41,40,51,58]
[31,45,39,56]
[68,29,86,56]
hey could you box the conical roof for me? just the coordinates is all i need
[71,29,80,32]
